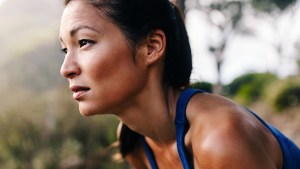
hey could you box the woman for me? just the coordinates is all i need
[59,0,300,168]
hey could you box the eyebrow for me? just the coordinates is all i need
[70,25,101,37]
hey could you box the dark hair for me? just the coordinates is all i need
[64,0,192,157]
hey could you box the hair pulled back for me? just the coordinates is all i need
[64,0,193,157]
[65,0,192,89]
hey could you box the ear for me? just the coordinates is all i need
[143,29,166,65]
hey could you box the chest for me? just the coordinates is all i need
[150,144,182,169]
[144,150,201,169]
[143,139,201,169]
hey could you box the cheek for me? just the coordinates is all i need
[77,41,148,115]
[85,45,147,98]
[87,42,143,85]
[87,51,134,83]
[79,60,146,116]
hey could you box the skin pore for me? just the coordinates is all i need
[60,1,284,169]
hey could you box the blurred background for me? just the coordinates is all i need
[0,0,299,168]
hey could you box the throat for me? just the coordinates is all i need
[139,116,177,145]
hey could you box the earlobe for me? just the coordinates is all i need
[144,29,166,65]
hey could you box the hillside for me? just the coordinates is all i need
[0,0,63,64]
[0,0,68,122]
[0,0,65,93]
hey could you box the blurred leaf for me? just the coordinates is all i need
[274,84,300,111]
[225,73,277,105]
[190,81,213,93]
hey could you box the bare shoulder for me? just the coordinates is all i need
[186,93,282,169]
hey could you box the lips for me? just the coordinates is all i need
[70,86,90,100]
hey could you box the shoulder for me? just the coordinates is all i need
[186,92,245,132]
[186,93,279,169]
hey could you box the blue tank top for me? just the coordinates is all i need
[141,88,300,169]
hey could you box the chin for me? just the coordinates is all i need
[78,102,110,117]
[79,110,95,117]
[78,104,98,117]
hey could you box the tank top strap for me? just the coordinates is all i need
[140,88,205,169]
[175,88,205,169]
[140,136,159,169]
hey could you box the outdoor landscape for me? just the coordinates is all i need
[0,0,299,169]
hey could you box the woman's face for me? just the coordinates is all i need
[59,1,148,116]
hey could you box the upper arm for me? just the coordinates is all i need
[187,95,278,169]
[192,129,277,169]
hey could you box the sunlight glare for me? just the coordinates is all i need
[0,0,6,6]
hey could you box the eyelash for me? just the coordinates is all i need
[61,48,68,54]
[60,39,95,54]
[79,39,95,48]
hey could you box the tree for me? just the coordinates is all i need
[187,0,245,93]
[251,0,299,77]
[185,0,297,93]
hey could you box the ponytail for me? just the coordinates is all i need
[164,3,192,88]
[119,124,141,157]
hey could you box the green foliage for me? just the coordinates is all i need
[190,81,213,93]
[274,84,300,111]
[261,76,300,113]
[0,116,42,169]
[225,73,277,105]
[0,86,127,169]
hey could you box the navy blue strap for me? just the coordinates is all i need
[140,88,204,169]
[140,136,159,169]
[175,88,204,169]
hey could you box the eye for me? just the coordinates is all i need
[61,48,68,54]
[79,39,95,48]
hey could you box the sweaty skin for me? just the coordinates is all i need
[124,93,283,169]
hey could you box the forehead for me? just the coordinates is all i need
[60,1,107,36]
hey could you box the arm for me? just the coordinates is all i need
[187,94,281,169]
[192,127,278,169]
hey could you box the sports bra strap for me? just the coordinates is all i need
[140,136,159,169]
[140,88,205,169]
[175,88,205,169]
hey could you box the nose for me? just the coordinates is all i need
[60,54,81,79]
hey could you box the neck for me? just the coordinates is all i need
[117,85,181,144]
